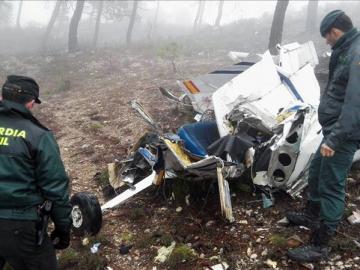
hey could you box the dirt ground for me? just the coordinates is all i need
[2,49,360,270]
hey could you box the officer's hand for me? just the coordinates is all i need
[50,225,71,250]
[320,143,335,157]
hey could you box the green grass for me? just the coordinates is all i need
[166,244,197,268]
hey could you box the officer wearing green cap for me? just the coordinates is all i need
[286,10,360,262]
[0,75,72,269]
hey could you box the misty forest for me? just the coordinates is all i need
[1,1,360,270]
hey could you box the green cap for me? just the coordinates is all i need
[320,10,345,37]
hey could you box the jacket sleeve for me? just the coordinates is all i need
[35,131,72,227]
[324,51,360,150]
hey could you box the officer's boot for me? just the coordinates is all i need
[285,200,320,229]
[287,223,333,263]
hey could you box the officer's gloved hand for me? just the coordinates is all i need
[50,225,71,250]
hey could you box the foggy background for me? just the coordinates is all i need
[0,0,359,56]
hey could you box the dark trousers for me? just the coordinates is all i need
[0,220,58,270]
[308,139,358,231]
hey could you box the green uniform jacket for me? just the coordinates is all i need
[0,100,71,226]
[318,28,360,150]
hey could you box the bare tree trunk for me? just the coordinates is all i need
[153,1,160,33]
[126,0,139,46]
[215,0,224,27]
[16,0,23,28]
[68,0,85,53]
[92,0,104,48]
[42,0,62,49]
[305,0,319,33]
[193,1,206,30]
[268,0,289,55]
[147,1,160,41]
[198,1,205,26]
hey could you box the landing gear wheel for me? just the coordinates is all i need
[70,192,102,236]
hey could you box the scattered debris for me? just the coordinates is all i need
[90,243,101,254]
[207,262,229,270]
[347,210,360,225]
[119,243,133,255]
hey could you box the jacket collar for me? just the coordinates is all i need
[0,100,49,131]
[332,27,359,51]
[0,100,33,115]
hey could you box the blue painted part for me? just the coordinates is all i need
[278,72,304,103]
[177,121,220,158]
[138,147,157,166]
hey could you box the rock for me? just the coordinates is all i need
[206,220,215,227]
[347,177,356,184]
[238,220,248,225]
[81,144,90,149]
[256,238,261,243]
[119,243,133,255]
[246,247,252,257]
[185,195,190,206]
[335,261,344,267]
[176,207,182,213]
[209,255,221,261]
[250,254,258,260]
[301,263,314,270]
[265,258,277,269]
[332,255,341,261]
[277,217,290,225]
[199,253,205,259]
[261,249,268,257]
[82,237,89,246]
[245,210,253,216]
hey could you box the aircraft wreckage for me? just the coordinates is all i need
[69,42,360,235]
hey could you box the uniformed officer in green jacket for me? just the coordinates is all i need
[0,75,72,270]
[285,10,360,262]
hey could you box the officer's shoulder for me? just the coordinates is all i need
[25,116,51,139]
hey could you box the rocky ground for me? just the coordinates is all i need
[1,49,360,270]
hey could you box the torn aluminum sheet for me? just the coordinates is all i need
[277,41,319,73]
[167,41,319,115]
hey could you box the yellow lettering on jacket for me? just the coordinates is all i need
[17,130,26,139]
[0,137,9,146]
[5,128,14,136]
[0,127,27,139]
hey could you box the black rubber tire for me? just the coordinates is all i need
[70,192,102,236]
